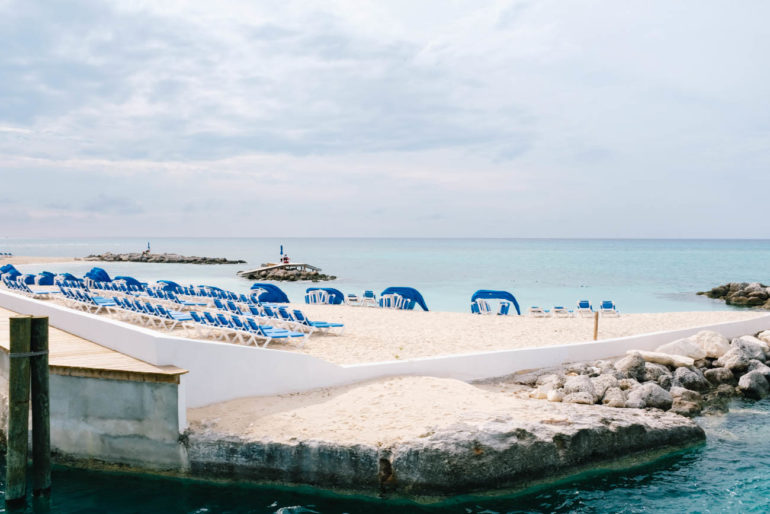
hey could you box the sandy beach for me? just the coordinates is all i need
[189,375,564,446]
[0,256,77,266]
[279,304,765,365]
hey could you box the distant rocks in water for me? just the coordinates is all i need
[698,282,770,309]
[237,262,336,282]
[513,330,770,418]
[79,252,246,264]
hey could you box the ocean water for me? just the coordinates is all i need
[3,398,770,513]
[3,237,770,313]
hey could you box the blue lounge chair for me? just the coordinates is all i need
[577,300,593,318]
[292,309,344,334]
[600,300,619,317]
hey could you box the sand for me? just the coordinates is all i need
[280,304,765,365]
[0,256,76,266]
[188,375,538,446]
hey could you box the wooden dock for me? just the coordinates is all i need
[0,308,186,384]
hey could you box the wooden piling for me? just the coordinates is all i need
[593,311,599,341]
[6,316,31,505]
[30,316,51,496]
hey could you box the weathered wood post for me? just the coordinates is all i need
[30,316,51,496]
[6,316,31,505]
[593,311,599,341]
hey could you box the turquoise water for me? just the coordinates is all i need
[4,238,770,313]
[3,398,770,512]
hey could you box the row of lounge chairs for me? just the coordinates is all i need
[2,277,55,299]
[527,300,619,318]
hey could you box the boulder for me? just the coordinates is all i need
[703,367,735,386]
[535,373,565,387]
[657,374,673,390]
[615,352,646,381]
[670,398,703,417]
[635,351,694,368]
[758,331,770,345]
[655,339,706,360]
[738,370,770,399]
[689,330,730,359]
[626,383,673,410]
[672,367,710,392]
[643,363,672,383]
[562,392,596,405]
[748,360,770,381]
[618,378,640,391]
[546,389,564,402]
[590,375,619,399]
[731,336,768,362]
[601,387,627,408]
[563,375,596,402]
[716,347,753,373]
[529,382,558,400]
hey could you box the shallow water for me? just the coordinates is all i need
[2,398,770,513]
[5,237,770,313]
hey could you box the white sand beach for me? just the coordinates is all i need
[189,375,540,446]
[0,256,76,266]
[280,304,764,365]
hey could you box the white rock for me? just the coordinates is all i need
[546,389,564,402]
[634,350,694,368]
[655,338,706,360]
[688,330,731,359]
[758,331,770,345]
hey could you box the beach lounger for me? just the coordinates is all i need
[576,300,593,318]
[244,317,306,348]
[552,306,572,317]
[528,306,550,318]
[292,309,344,334]
[361,290,377,307]
[345,293,362,306]
[498,301,512,315]
[600,300,619,317]
[472,299,493,315]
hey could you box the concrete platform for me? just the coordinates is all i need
[0,307,186,384]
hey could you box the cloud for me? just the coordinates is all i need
[0,0,768,238]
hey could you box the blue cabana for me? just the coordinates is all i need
[57,272,83,283]
[1,264,19,274]
[114,275,145,287]
[157,279,182,292]
[306,287,344,305]
[250,283,290,303]
[470,289,521,315]
[380,287,429,311]
[36,271,55,286]
[84,267,112,282]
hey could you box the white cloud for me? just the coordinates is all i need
[0,0,768,237]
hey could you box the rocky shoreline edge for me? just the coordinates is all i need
[78,252,246,264]
[699,282,770,309]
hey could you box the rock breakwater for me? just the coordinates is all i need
[80,252,246,264]
[698,282,770,308]
[514,329,770,417]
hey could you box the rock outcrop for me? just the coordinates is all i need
[80,252,246,264]
[186,402,704,498]
[698,282,770,309]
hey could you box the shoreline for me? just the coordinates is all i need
[0,256,77,266]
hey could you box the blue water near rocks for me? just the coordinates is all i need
[2,398,770,513]
[4,237,770,313]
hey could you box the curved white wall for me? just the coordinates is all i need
[2,290,769,408]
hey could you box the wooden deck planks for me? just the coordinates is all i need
[0,308,186,383]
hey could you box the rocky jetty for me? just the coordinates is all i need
[698,282,770,308]
[514,329,770,417]
[237,263,336,282]
[79,252,246,264]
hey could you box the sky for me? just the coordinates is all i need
[1,0,769,238]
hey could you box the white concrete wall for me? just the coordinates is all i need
[2,290,769,408]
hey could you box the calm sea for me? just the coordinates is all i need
[4,237,770,313]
